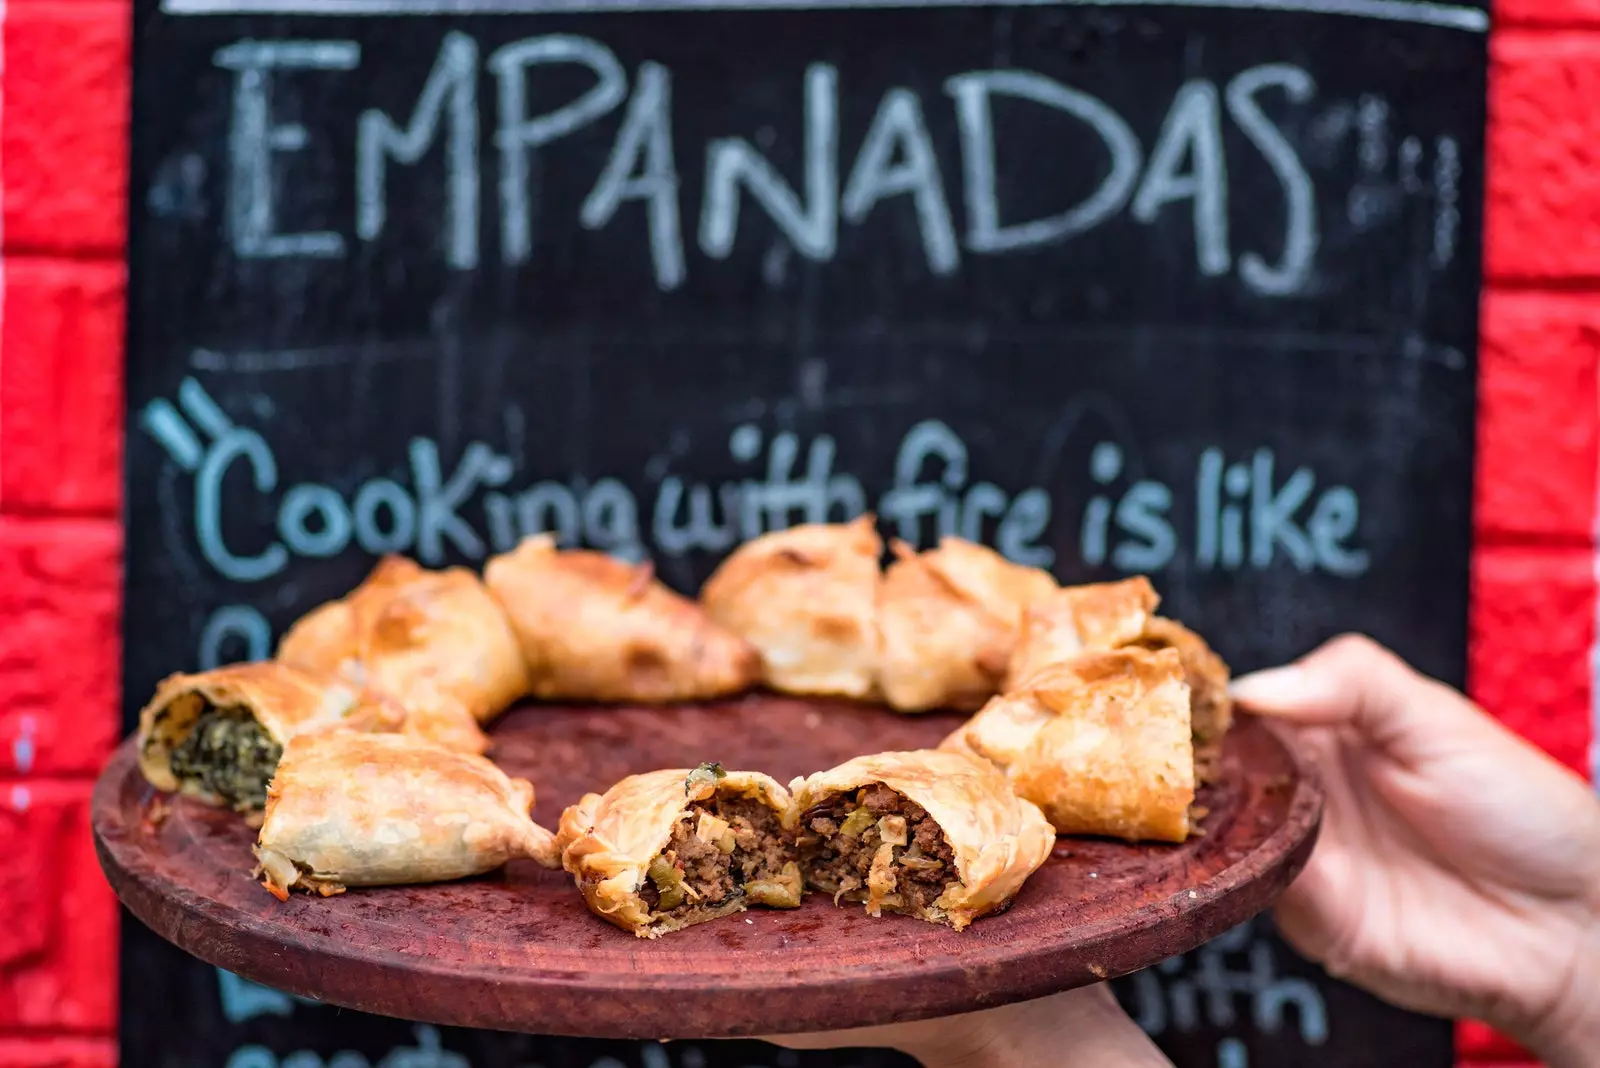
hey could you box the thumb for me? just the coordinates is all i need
[1229,633,1490,760]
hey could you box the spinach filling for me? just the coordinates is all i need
[168,704,282,810]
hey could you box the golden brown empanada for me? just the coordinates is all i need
[137,662,403,814]
[254,732,559,899]
[485,536,760,703]
[700,516,883,699]
[876,538,1058,713]
[1004,576,1232,783]
[556,764,800,937]
[786,749,1054,930]
[277,556,527,752]
[945,648,1195,843]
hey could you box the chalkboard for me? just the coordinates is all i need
[122,0,1486,1064]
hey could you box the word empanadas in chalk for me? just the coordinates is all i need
[1006,577,1233,782]
[485,536,760,703]
[278,555,529,753]
[254,732,559,899]
[137,662,403,814]
[876,538,1058,712]
[946,648,1196,843]
[787,749,1054,930]
[556,764,800,937]
[701,516,884,700]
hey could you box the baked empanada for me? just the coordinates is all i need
[945,648,1195,843]
[137,662,402,814]
[278,555,528,752]
[485,536,760,703]
[786,749,1054,930]
[700,516,883,699]
[556,764,800,937]
[1004,576,1232,783]
[254,732,559,899]
[876,538,1058,713]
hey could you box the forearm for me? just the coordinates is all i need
[901,987,1173,1068]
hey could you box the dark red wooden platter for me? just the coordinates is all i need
[93,697,1321,1039]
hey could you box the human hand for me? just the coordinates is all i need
[1232,635,1600,1067]
[760,983,1172,1068]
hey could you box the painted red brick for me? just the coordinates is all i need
[2,0,130,256]
[0,258,127,516]
[1495,0,1600,26]
[1486,32,1600,281]
[1468,545,1594,775]
[0,1038,116,1068]
[0,779,117,1032]
[1458,1018,1538,1063]
[1475,291,1600,545]
[0,517,120,776]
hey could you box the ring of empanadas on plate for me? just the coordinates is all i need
[254,732,560,900]
[945,648,1196,843]
[556,764,800,937]
[786,749,1055,930]
[486,535,761,704]
[277,555,529,754]
[136,662,404,816]
[1004,576,1233,783]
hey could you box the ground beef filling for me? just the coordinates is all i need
[639,797,799,921]
[167,703,282,810]
[797,783,958,916]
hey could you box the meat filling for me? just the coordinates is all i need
[637,796,800,924]
[167,703,282,810]
[798,783,959,918]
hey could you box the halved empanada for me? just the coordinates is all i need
[278,556,528,751]
[945,648,1195,843]
[137,662,403,814]
[1129,618,1233,784]
[876,538,1057,713]
[485,536,760,703]
[254,732,559,899]
[557,764,800,937]
[787,749,1054,930]
[700,516,883,699]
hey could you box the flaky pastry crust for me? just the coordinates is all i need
[278,555,528,750]
[786,750,1054,930]
[877,538,1057,712]
[254,732,558,899]
[557,767,794,937]
[486,536,760,704]
[946,648,1195,843]
[137,662,402,805]
[700,516,883,699]
[1005,576,1159,690]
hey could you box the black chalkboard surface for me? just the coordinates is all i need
[123,0,1486,1064]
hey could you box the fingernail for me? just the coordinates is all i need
[1229,665,1308,706]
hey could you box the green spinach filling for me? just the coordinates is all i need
[168,704,282,810]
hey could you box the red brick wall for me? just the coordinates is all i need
[0,3,1590,1067]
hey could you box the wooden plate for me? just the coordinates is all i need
[93,697,1321,1039]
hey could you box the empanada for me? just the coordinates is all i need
[556,764,800,937]
[876,538,1058,712]
[278,555,528,752]
[1004,577,1232,783]
[254,732,559,899]
[787,749,1054,930]
[701,516,883,699]
[137,662,402,813]
[945,648,1195,843]
[485,536,760,703]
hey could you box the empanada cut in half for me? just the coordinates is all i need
[876,537,1058,713]
[278,555,529,753]
[254,732,559,900]
[946,647,1196,843]
[557,764,800,937]
[787,750,1054,931]
[486,536,760,704]
[700,516,883,700]
[1005,577,1233,783]
[137,662,403,814]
